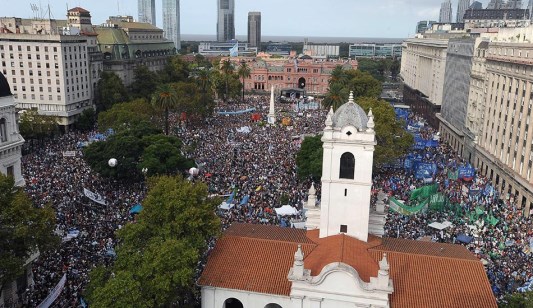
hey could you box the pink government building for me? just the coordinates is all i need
[222,54,358,95]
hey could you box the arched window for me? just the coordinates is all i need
[339,152,355,179]
[265,304,282,308]
[0,118,7,142]
[223,298,243,308]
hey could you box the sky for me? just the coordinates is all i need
[0,0,490,38]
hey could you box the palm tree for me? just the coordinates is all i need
[196,68,212,94]
[237,61,251,103]
[220,59,234,103]
[322,83,348,111]
[151,84,178,135]
[329,65,348,86]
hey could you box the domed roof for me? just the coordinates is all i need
[0,72,12,97]
[332,92,368,130]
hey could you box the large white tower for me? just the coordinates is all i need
[319,92,375,241]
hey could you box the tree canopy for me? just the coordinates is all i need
[95,71,129,111]
[0,173,58,290]
[129,65,160,101]
[85,175,220,307]
[18,108,59,140]
[83,127,192,179]
[356,97,414,166]
[296,135,324,180]
[97,99,156,133]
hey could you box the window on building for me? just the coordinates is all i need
[340,225,348,233]
[339,152,355,179]
[0,118,7,142]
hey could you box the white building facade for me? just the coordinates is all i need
[0,72,24,186]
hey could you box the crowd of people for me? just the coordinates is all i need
[177,96,326,229]
[20,132,145,307]
[377,113,533,300]
[16,93,533,306]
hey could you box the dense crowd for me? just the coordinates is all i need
[20,132,145,307]
[176,96,326,229]
[379,114,533,300]
[17,94,533,306]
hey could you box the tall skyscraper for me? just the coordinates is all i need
[456,0,471,22]
[506,0,523,9]
[248,12,261,48]
[162,0,181,50]
[217,0,235,42]
[439,0,453,23]
[469,1,483,9]
[138,0,156,25]
[487,0,504,9]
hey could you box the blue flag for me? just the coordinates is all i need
[229,42,239,57]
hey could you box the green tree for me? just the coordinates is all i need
[329,65,348,86]
[212,69,241,103]
[129,65,160,101]
[390,59,401,79]
[356,97,413,166]
[345,69,382,99]
[85,176,220,307]
[237,61,251,103]
[356,58,384,81]
[95,71,129,111]
[97,99,157,133]
[220,59,235,102]
[322,83,349,111]
[159,55,191,84]
[500,290,533,308]
[18,108,59,141]
[296,135,324,179]
[83,134,145,179]
[75,108,96,131]
[152,84,178,135]
[0,174,58,290]
[139,135,195,176]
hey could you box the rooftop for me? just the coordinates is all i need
[199,223,497,308]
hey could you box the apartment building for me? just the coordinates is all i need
[0,33,98,127]
[401,38,449,127]
[477,42,533,214]
[0,8,102,127]
[438,38,476,159]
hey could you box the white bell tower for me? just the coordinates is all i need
[319,92,375,241]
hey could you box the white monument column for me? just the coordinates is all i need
[267,85,276,124]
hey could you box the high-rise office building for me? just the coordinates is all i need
[162,0,181,50]
[439,0,453,23]
[469,1,483,9]
[456,0,471,22]
[487,0,504,9]
[138,0,156,26]
[217,0,235,42]
[248,12,261,48]
[506,0,523,9]
[416,20,436,33]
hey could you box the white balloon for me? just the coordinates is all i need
[189,167,199,176]
[108,158,118,167]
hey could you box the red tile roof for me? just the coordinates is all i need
[199,223,497,307]
[68,7,89,13]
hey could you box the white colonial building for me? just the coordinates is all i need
[199,93,496,308]
[0,72,24,186]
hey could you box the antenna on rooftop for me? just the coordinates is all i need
[30,3,39,20]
